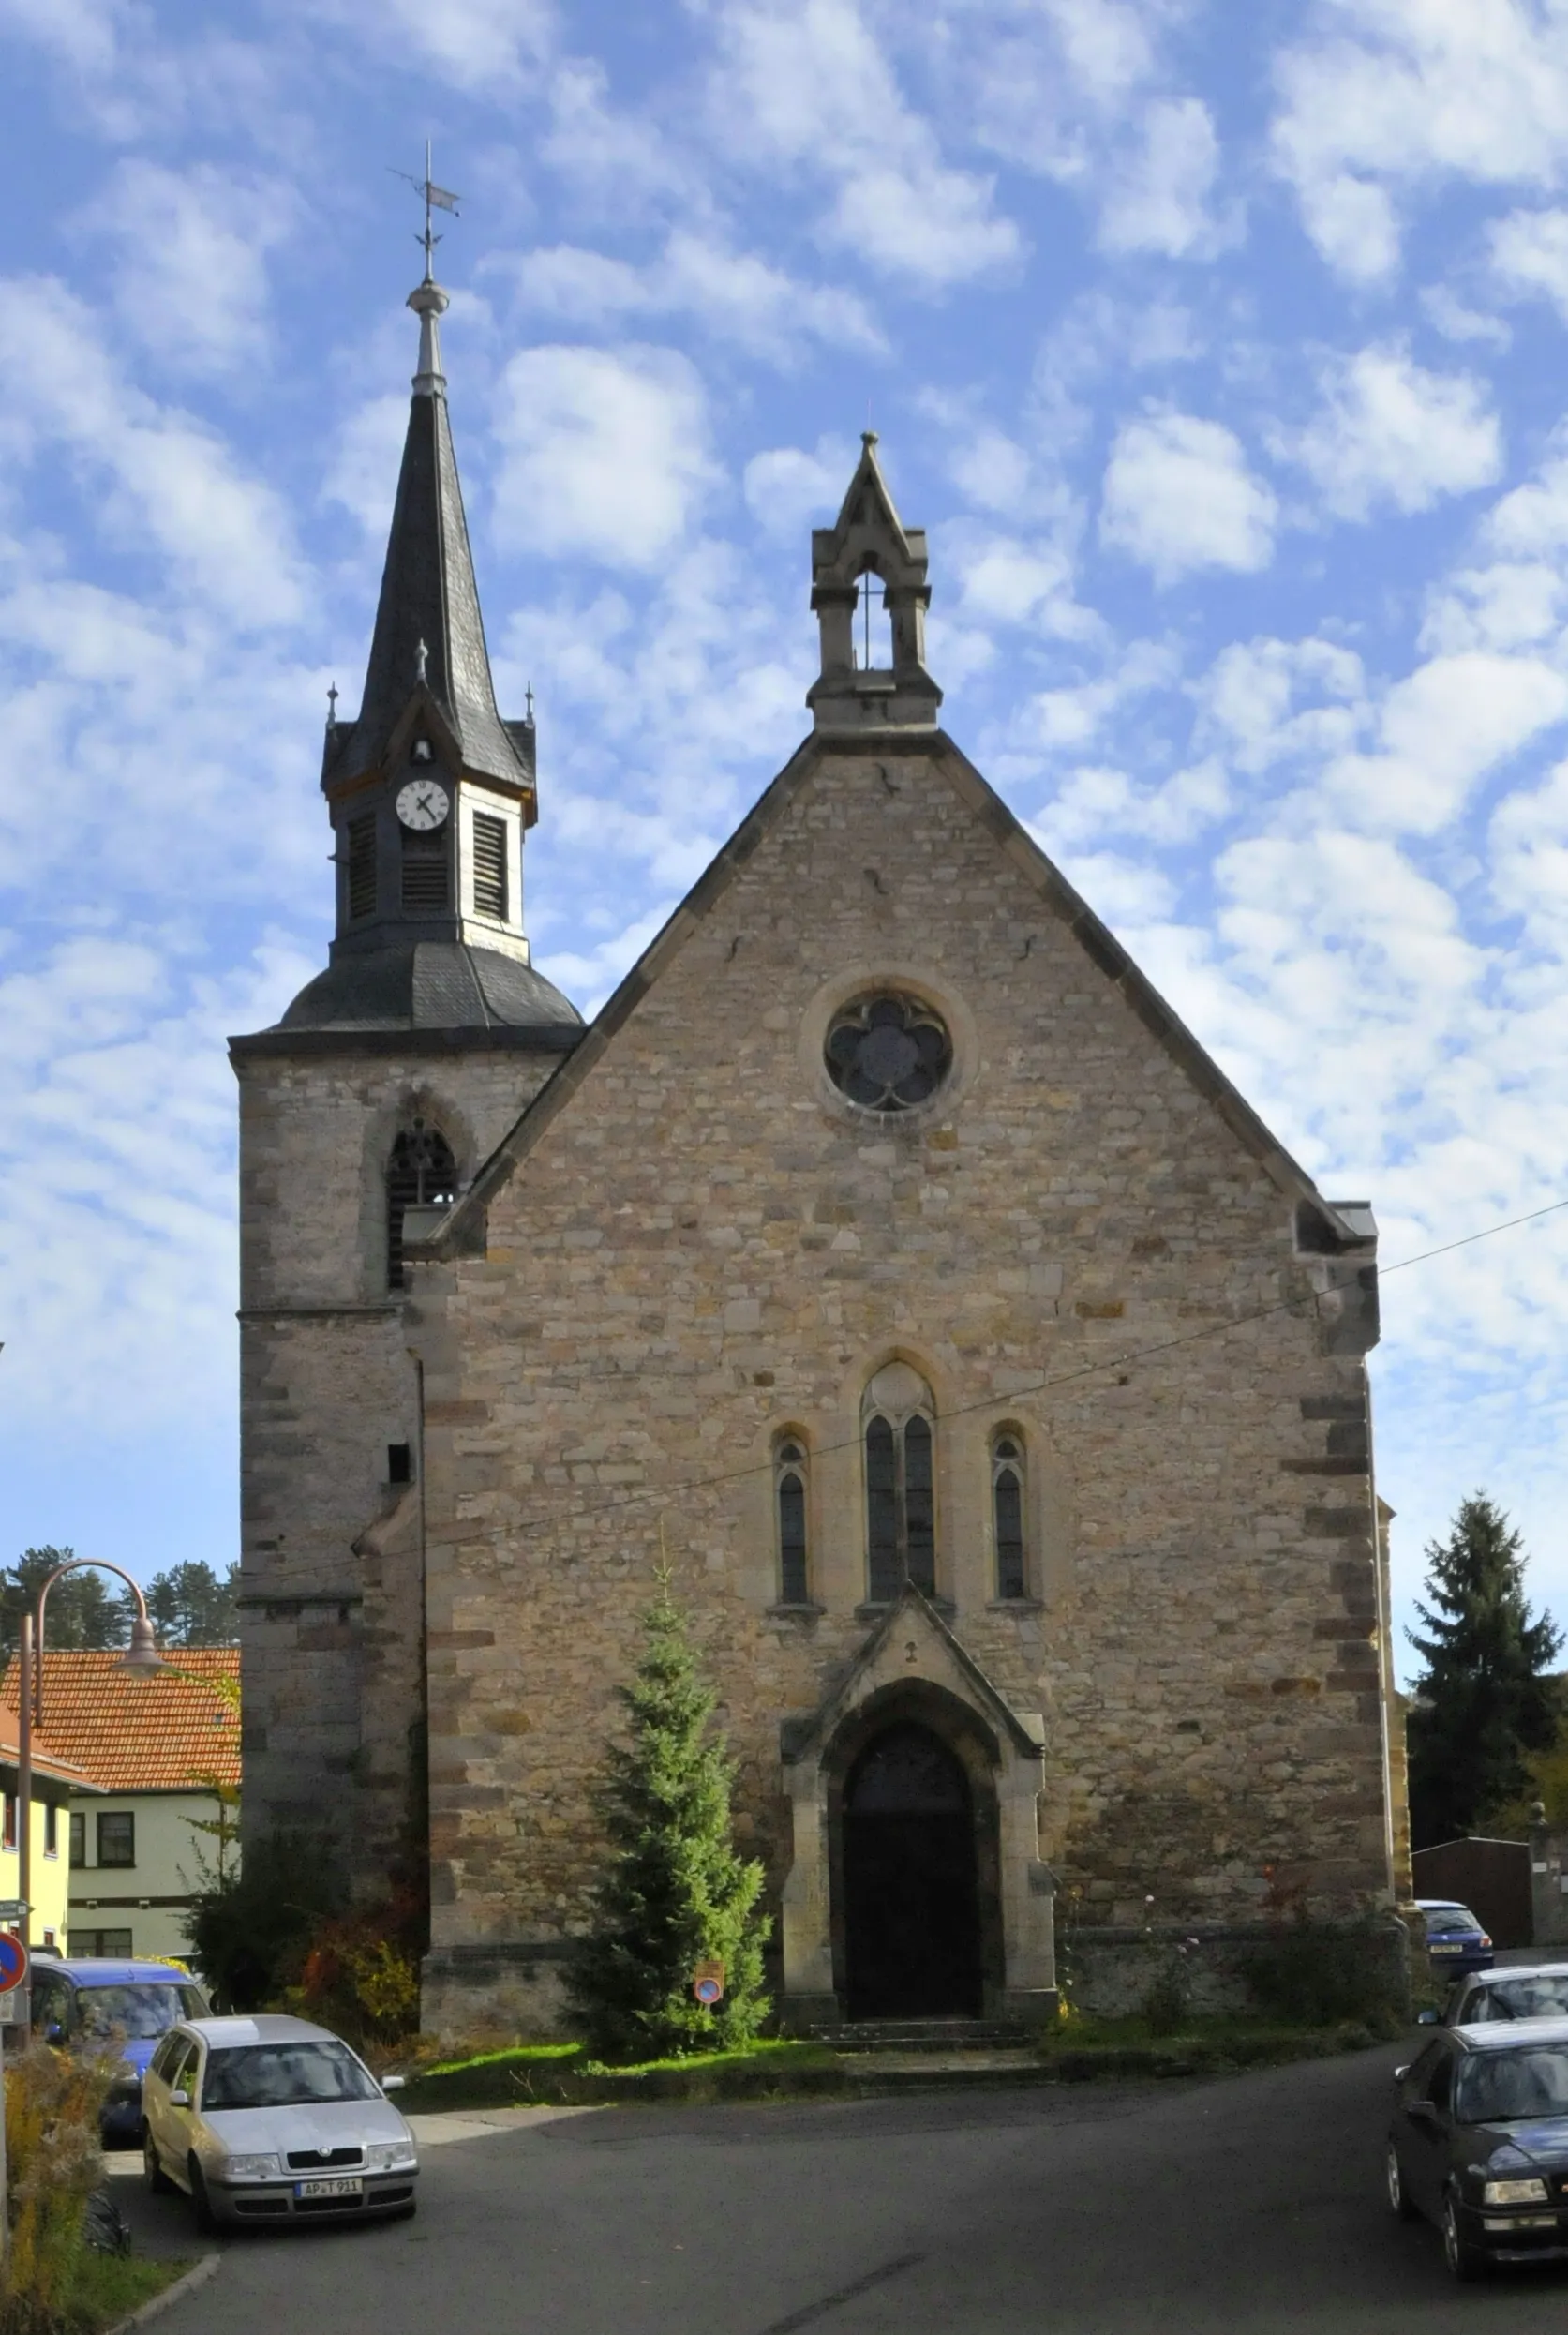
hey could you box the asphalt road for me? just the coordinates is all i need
[112,2044,1568,2334]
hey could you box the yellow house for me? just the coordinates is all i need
[0,1707,100,1954]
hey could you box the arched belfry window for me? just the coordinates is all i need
[386,1118,457,1291]
[992,1431,1028,1601]
[774,1435,810,1606]
[861,1361,936,1603]
[853,566,891,671]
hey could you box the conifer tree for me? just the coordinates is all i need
[566,1576,770,2061]
[1407,1492,1562,1849]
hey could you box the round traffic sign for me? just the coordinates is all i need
[694,1976,723,2005]
[0,1934,28,1996]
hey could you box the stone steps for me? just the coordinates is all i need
[810,2017,1034,2054]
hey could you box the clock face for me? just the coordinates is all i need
[396,777,450,831]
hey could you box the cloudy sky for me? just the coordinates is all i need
[5,0,1568,1669]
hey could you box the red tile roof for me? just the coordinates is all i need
[0,1650,240,1793]
[0,1709,98,1789]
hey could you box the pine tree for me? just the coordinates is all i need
[566,1577,771,2062]
[1407,1492,1562,1849]
[0,1549,129,1653]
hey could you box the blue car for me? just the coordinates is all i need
[1417,1899,1495,1979]
[28,1957,211,2143]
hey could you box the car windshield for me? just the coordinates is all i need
[201,2042,381,2110]
[1484,1978,1568,2020]
[76,1985,206,2041]
[1425,1908,1481,1935]
[1458,2045,1568,2122]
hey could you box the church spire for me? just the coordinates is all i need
[325,246,532,798]
[806,433,941,734]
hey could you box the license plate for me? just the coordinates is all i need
[1431,1943,1462,1953]
[294,2178,362,2199]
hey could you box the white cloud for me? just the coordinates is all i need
[0,277,305,626]
[1489,207,1568,320]
[1420,284,1512,348]
[1323,653,1568,834]
[1098,97,1222,258]
[74,160,294,379]
[742,439,854,538]
[1281,343,1502,522]
[1100,412,1277,583]
[490,344,717,571]
[1200,636,1367,772]
[300,0,552,90]
[321,394,410,539]
[709,0,1023,288]
[1271,0,1568,280]
[511,230,885,359]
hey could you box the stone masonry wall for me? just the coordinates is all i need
[234,1046,558,1889]
[411,737,1393,2026]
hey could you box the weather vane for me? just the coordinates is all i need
[389,140,461,279]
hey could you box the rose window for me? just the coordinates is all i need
[824,993,952,1112]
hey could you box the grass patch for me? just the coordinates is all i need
[398,2035,842,2112]
[1040,2010,1393,2083]
[42,2252,198,2335]
[586,2039,822,2079]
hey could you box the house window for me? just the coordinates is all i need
[400,822,448,910]
[43,1803,57,1858]
[388,1442,413,1486]
[993,1433,1027,1600]
[471,812,508,921]
[97,1812,135,1869]
[347,813,378,921]
[69,1812,85,1869]
[775,1437,810,1605]
[70,1928,133,1957]
[386,1118,458,1291]
[1,1795,14,1851]
[861,1362,936,1602]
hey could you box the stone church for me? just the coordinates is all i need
[232,257,1410,2037]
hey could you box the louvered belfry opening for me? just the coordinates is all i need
[386,1118,458,1290]
[471,812,508,920]
[400,824,449,911]
[346,814,378,921]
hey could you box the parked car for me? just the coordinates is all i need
[1416,1899,1494,1977]
[1387,2016,1568,2278]
[28,1957,211,2144]
[141,2013,418,2230]
[1427,1966,1568,2028]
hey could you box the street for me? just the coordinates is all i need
[110,2043,1568,2333]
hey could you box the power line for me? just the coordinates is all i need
[449,1190,1568,1539]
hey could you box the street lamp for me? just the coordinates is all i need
[15,1561,164,1952]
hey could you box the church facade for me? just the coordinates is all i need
[233,262,1409,2038]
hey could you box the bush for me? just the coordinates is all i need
[288,1890,425,2047]
[184,1832,339,2010]
[1,2040,117,2335]
[1244,1912,1408,2032]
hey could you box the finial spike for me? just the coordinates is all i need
[393,143,462,395]
[525,682,535,724]
[326,681,338,730]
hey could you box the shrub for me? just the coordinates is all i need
[290,1891,425,2046]
[1244,1911,1408,2032]
[184,1831,339,2010]
[1,2040,117,2334]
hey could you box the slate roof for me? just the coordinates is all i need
[276,939,582,1036]
[0,1650,240,1793]
[324,375,528,792]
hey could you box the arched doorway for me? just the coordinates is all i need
[843,1722,982,2018]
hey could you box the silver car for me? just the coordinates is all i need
[142,2013,419,2229]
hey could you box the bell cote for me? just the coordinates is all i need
[806,433,942,734]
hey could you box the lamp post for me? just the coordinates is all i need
[16,1560,162,1953]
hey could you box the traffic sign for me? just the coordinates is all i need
[692,1959,724,2006]
[0,1937,28,1998]
[0,1905,27,1923]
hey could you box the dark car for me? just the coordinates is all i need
[1416,1898,1494,1977]
[1387,2017,1568,2279]
[1435,1966,1568,2028]
[28,1958,211,2143]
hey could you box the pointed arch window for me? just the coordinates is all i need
[992,1432,1027,1601]
[774,1435,811,1607]
[852,567,891,671]
[386,1117,457,1291]
[861,1362,936,1603]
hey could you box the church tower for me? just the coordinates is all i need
[230,251,581,1892]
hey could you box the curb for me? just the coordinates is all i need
[105,2253,220,2335]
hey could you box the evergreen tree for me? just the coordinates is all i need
[1407,1493,1562,1849]
[0,1549,129,1654]
[566,1578,770,2061]
[144,1561,240,1646]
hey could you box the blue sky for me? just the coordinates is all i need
[5,0,1568,1675]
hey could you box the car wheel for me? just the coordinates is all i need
[188,2158,217,2237]
[142,2127,173,2196]
[1441,2192,1486,2283]
[1385,2144,1417,2222]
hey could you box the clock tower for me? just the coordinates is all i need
[230,251,581,1894]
